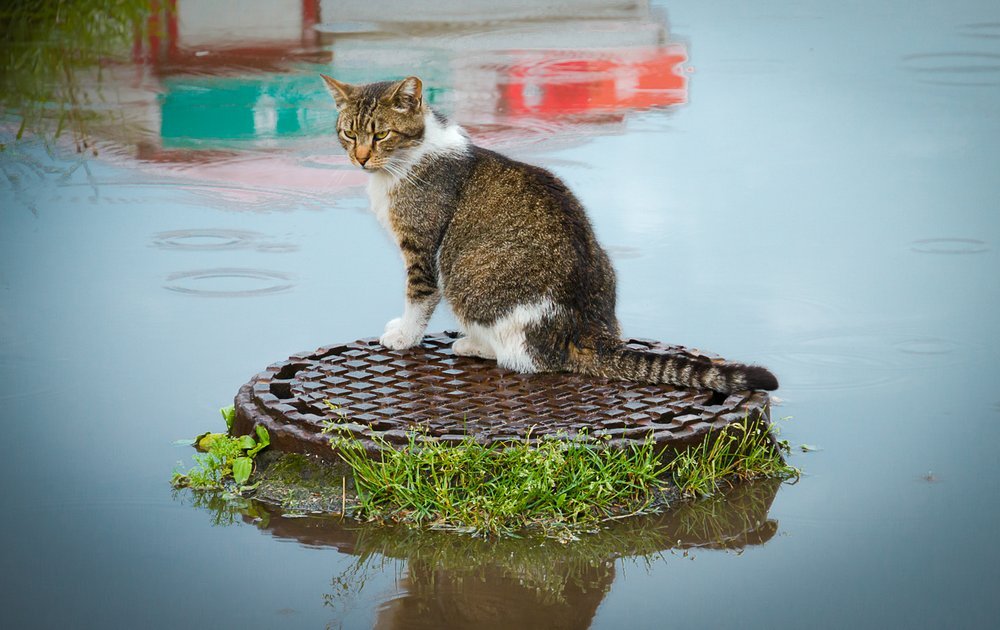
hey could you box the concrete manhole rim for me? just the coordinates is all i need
[233,331,771,461]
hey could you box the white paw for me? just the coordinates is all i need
[453,336,496,360]
[380,320,421,350]
[384,317,403,333]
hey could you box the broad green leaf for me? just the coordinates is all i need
[248,426,271,457]
[220,405,236,431]
[196,433,227,453]
[232,457,253,485]
[237,435,256,450]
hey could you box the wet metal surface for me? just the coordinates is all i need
[234,332,770,459]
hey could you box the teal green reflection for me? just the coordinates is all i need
[158,71,449,148]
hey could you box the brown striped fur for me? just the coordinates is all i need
[321,74,778,394]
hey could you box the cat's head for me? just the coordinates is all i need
[320,75,427,171]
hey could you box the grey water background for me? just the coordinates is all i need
[2,0,999,627]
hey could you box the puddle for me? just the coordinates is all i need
[3,0,1000,628]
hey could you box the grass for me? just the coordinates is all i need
[668,418,798,499]
[170,405,798,539]
[326,427,667,539]
[324,413,798,538]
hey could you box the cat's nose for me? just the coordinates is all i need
[356,145,372,166]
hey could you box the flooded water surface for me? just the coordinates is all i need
[2,0,999,627]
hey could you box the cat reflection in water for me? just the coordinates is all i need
[321,75,777,394]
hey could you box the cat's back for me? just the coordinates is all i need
[440,145,615,323]
[446,146,596,248]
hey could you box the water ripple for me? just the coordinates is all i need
[152,229,259,251]
[901,52,1000,86]
[151,229,298,253]
[910,238,990,254]
[606,245,643,260]
[763,330,968,392]
[958,22,1000,39]
[164,268,294,297]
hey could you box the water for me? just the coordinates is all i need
[2,0,999,627]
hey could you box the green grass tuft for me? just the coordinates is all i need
[667,418,799,499]
[324,414,799,538]
[326,427,668,538]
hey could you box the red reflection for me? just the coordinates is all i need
[501,47,687,118]
[133,0,323,67]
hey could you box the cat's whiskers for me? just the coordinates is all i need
[382,159,429,189]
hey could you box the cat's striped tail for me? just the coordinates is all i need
[570,342,778,394]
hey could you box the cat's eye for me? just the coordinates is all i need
[342,130,356,140]
[373,130,390,141]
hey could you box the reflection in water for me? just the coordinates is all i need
[224,479,782,629]
[0,0,156,148]
[3,0,686,199]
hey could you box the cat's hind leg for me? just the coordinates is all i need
[458,300,560,373]
[452,334,496,360]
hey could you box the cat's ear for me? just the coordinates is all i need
[386,76,423,113]
[320,74,355,110]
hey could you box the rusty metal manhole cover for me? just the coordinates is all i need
[233,332,771,460]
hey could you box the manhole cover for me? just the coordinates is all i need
[233,332,771,460]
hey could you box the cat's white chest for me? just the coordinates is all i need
[367,172,394,233]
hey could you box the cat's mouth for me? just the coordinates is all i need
[359,160,393,173]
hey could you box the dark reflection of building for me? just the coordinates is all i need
[240,479,781,629]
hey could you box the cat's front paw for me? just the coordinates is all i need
[384,317,404,333]
[380,318,422,350]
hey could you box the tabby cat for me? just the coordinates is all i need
[321,74,778,393]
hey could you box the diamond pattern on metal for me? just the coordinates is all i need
[233,332,771,460]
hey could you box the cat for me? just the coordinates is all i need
[321,74,778,394]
